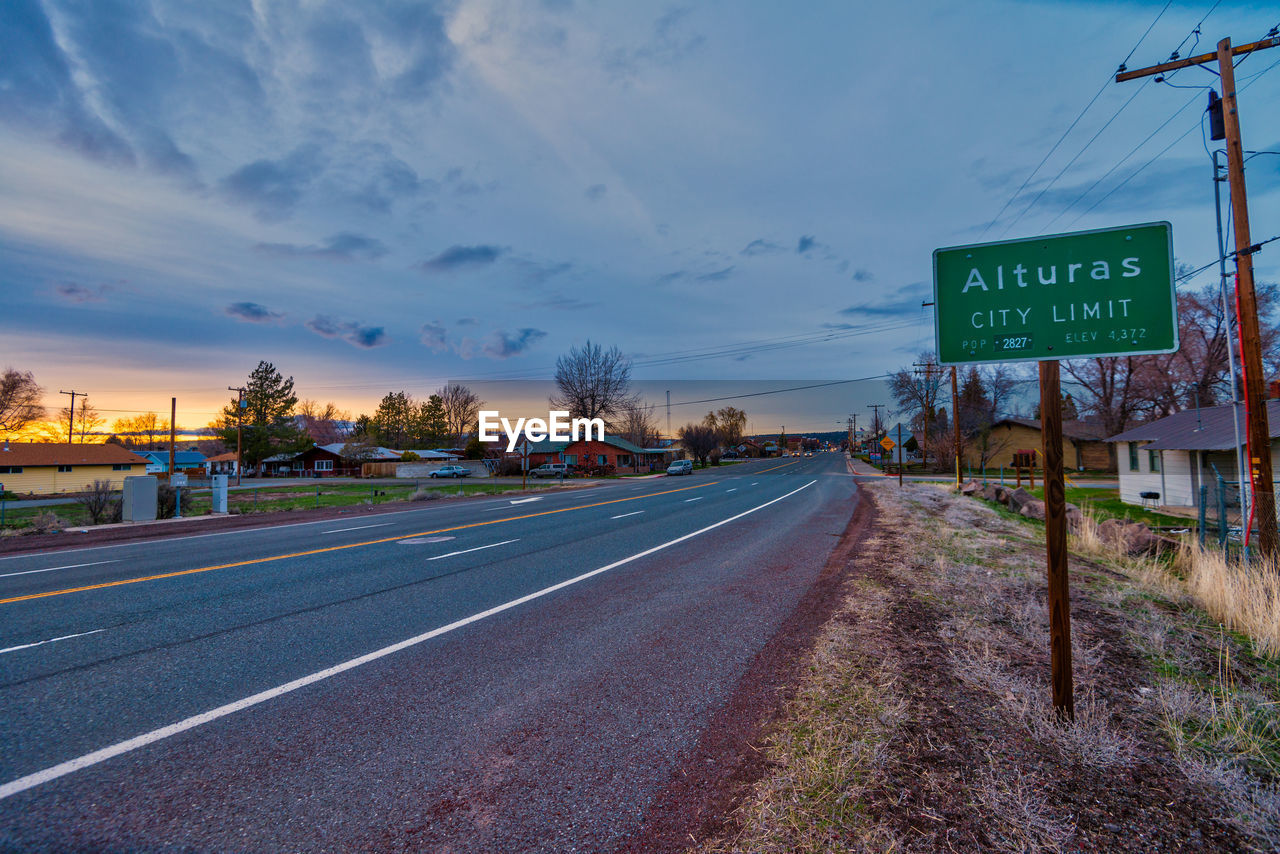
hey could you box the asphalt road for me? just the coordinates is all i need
[0,454,858,852]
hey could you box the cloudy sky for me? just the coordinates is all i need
[2,0,1279,432]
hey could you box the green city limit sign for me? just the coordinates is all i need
[933,221,1178,365]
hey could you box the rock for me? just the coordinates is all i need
[1065,503,1083,530]
[960,479,982,496]
[980,484,1002,503]
[993,485,1010,503]
[1019,499,1046,520]
[1006,487,1035,513]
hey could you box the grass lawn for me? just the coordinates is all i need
[0,481,552,532]
[1022,486,1191,527]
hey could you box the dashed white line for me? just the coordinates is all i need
[750,481,759,486]
[684,497,703,503]
[610,511,644,519]
[0,480,816,802]
[426,539,519,561]
[725,488,737,493]
[320,523,393,534]
[0,560,119,580]
[0,629,105,656]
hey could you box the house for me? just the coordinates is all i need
[0,442,150,494]
[134,450,207,474]
[525,435,670,474]
[203,451,240,477]
[731,438,763,458]
[268,443,404,477]
[963,418,1114,472]
[1108,402,1269,508]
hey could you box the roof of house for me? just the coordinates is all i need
[135,450,207,464]
[314,443,402,460]
[1107,401,1279,451]
[398,449,458,459]
[205,451,239,463]
[526,434,667,456]
[0,442,149,467]
[988,417,1109,442]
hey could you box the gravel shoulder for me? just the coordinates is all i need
[687,481,1275,852]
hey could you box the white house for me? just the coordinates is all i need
[1108,401,1278,508]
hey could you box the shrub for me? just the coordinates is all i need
[157,483,177,519]
[75,480,117,524]
[411,489,442,501]
[400,451,421,462]
[30,512,63,533]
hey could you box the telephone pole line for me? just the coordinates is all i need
[867,404,886,438]
[229,386,245,486]
[1117,31,1279,556]
[58,390,81,443]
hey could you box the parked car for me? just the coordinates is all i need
[530,463,573,478]
[428,465,471,478]
[666,459,693,476]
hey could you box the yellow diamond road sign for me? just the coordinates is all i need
[880,437,896,452]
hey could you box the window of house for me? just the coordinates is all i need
[1148,450,1161,473]
[315,459,333,471]
[599,454,608,466]
[112,464,132,471]
[57,465,73,472]
[1128,443,1139,472]
[563,454,576,465]
[0,466,22,474]
[618,454,632,467]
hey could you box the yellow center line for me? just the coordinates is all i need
[754,460,800,474]
[1,482,711,605]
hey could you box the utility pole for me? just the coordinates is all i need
[867,404,885,438]
[229,386,245,486]
[58,390,81,443]
[169,397,177,480]
[666,390,671,440]
[913,358,944,469]
[1118,30,1280,556]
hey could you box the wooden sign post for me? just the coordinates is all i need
[1039,361,1073,719]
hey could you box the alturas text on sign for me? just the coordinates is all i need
[932,222,1178,365]
[477,410,605,452]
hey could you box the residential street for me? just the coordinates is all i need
[0,455,858,852]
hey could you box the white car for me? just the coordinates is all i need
[666,460,693,476]
[429,465,471,478]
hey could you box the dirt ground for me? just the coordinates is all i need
[685,480,1277,853]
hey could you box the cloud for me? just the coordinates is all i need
[255,232,388,261]
[483,328,547,358]
[797,235,817,254]
[55,282,110,303]
[225,302,284,323]
[306,314,387,347]
[420,321,449,352]
[604,7,706,81]
[656,270,686,285]
[456,317,479,326]
[695,266,734,282]
[420,244,504,272]
[585,183,607,201]
[852,269,875,282]
[740,238,786,256]
[508,257,572,283]
[522,294,595,311]
[839,282,931,318]
[219,144,327,221]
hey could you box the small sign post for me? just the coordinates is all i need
[934,222,1178,721]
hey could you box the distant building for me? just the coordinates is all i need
[525,435,670,474]
[134,450,207,474]
[963,418,1113,472]
[0,442,149,494]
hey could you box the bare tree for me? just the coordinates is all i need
[74,398,105,443]
[298,399,351,445]
[888,354,944,462]
[618,403,661,449]
[0,368,45,435]
[112,412,164,449]
[704,406,747,447]
[549,340,639,430]
[678,423,718,466]
[439,382,483,447]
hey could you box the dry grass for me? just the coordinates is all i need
[1180,548,1280,659]
[972,762,1075,854]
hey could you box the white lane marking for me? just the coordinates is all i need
[426,539,519,561]
[508,497,543,505]
[684,497,703,503]
[610,511,644,519]
[0,629,105,656]
[320,523,392,535]
[751,482,759,486]
[0,480,816,802]
[0,560,119,580]
[725,488,737,493]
